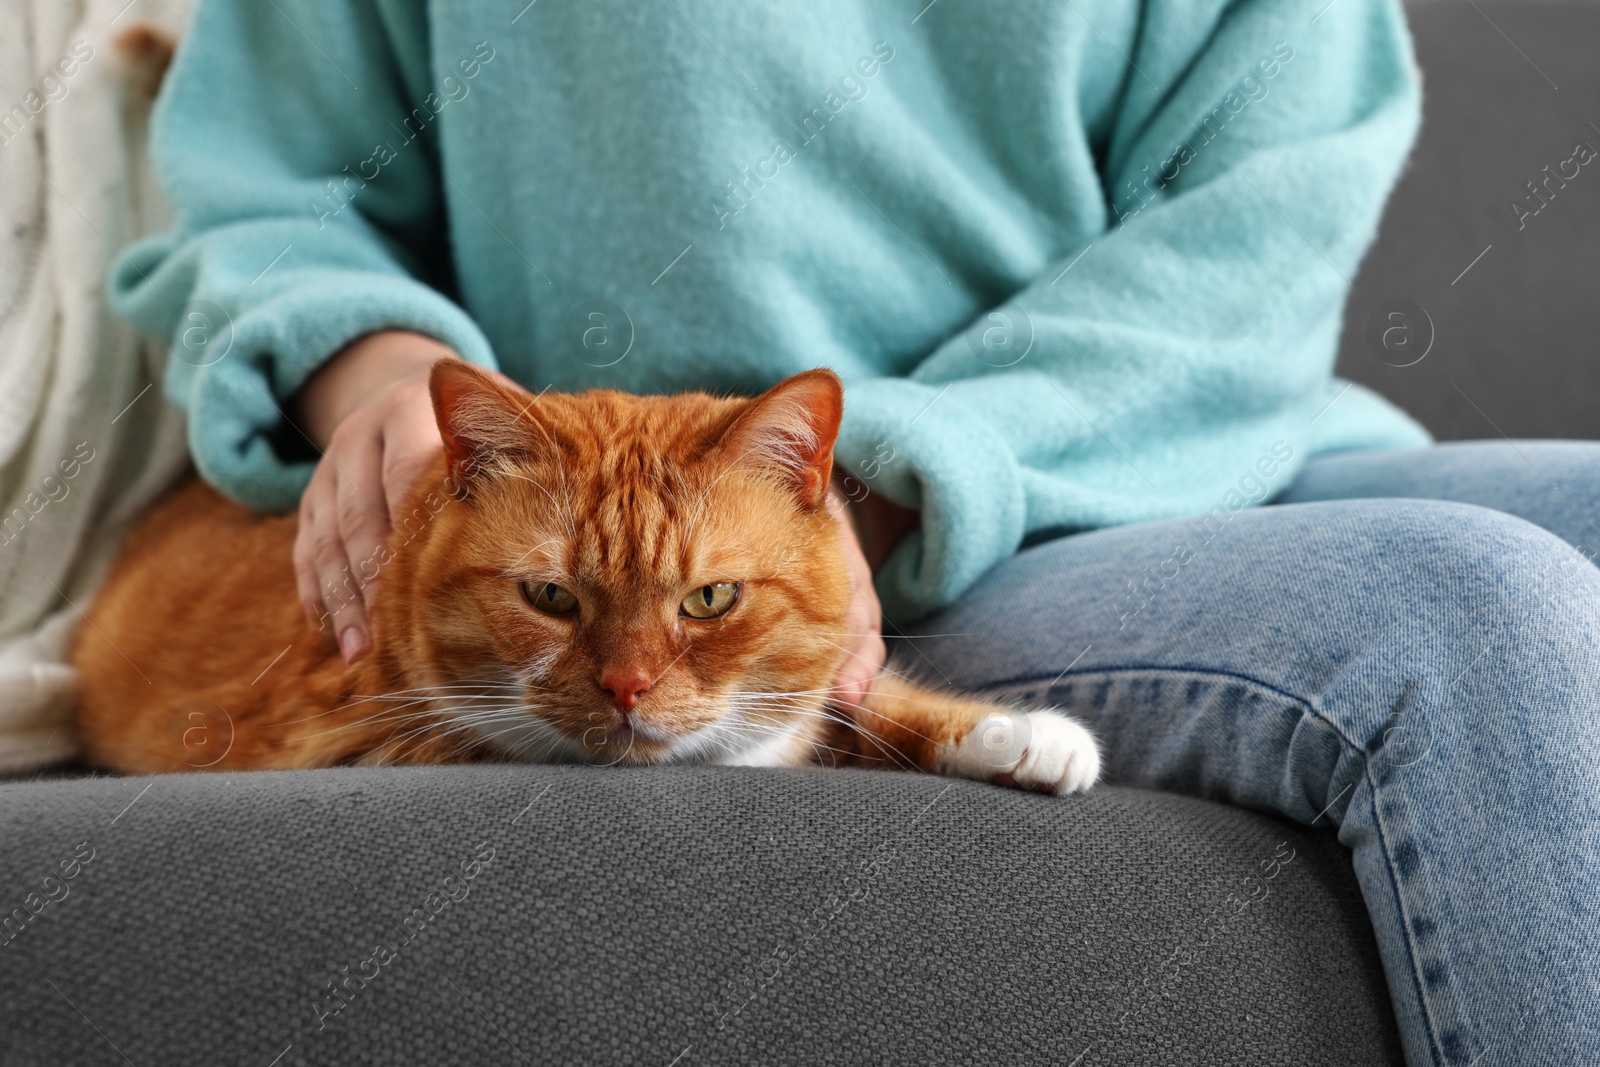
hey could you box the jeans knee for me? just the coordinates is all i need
[1404,501,1596,633]
[1341,499,1600,751]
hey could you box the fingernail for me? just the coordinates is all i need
[339,626,367,663]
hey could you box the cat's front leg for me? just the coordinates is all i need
[937,707,1101,794]
[841,673,1101,795]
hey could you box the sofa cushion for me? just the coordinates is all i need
[0,765,1400,1065]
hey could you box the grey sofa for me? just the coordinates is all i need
[4,3,1595,1064]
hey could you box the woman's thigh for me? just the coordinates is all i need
[900,493,1600,815]
[898,471,1600,1065]
[901,440,1600,804]
[1278,440,1600,557]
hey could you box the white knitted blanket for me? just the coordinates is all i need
[0,0,194,774]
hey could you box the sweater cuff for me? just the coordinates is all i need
[835,377,1027,624]
[1305,378,1433,455]
[132,269,496,513]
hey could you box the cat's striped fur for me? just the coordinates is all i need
[74,363,1099,793]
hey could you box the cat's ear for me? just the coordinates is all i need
[429,360,545,488]
[718,369,844,508]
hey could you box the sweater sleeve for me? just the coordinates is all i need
[833,0,1430,623]
[110,0,497,513]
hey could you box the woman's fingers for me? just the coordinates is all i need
[310,508,369,661]
[327,424,392,663]
[295,376,448,666]
[293,465,332,630]
[827,486,887,708]
[289,337,457,665]
[293,459,370,659]
[834,569,886,707]
[834,634,885,708]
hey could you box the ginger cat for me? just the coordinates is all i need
[73,363,1100,794]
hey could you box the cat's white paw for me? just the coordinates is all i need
[941,709,1101,795]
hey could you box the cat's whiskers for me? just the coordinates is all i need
[498,716,576,764]
[277,660,910,772]
[460,718,550,761]
[289,710,432,745]
[417,705,570,766]
[818,631,971,640]
[681,703,781,760]
[723,713,857,771]
[283,690,530,742]
[375,704,546,766]
[816,638,922,686]
[733,708,857,764]
[270,683,530,727]
[355,682,531,697]
[755,694,934,751]
[591,726,637,768]
[727,692,921,770]
[373,719,502,767]
[733,676,940,744]
[401,712,534,764]
[440,696,593,766]
[663,701,768,762]
[687,690,846,766]
[287,700,505,744]
[725,707,846,761]
[298,676,538,757]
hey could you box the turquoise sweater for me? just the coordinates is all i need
[112,0,1429,622]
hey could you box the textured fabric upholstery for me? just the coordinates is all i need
[0,766,1401,1065]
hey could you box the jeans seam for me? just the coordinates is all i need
[1365,761,1451,1067]
[974,663,1370,753]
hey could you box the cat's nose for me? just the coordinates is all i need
[598,665,652,713]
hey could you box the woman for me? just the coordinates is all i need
[114,0,1599,1061]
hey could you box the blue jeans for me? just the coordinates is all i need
[903,441,1600,1067]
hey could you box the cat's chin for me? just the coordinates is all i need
[472,718,690,767]
[577,721,684,765]
[464,709,815,769]
[664,713,815,768]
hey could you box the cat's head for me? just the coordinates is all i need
[377,362,855,766]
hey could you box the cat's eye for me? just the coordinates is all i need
[681,582,740,620]
[523,581,578,616]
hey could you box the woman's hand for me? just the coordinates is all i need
[826,478,918,709]
[292,336,921,690]
[293,330,457,663]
